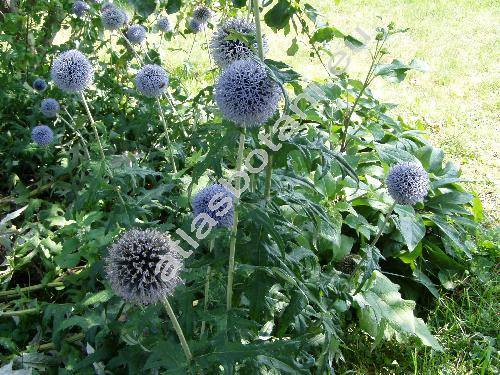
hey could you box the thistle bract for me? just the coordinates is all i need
[101,6,126,30]
[157,17,171,32]
[210,18,266,68]
[189,18,204,33]
[192,184,234,228]
[31,125,54,146]
[73,1,90,17]
[40,98,60,118]
[126,24,146,44]
[105,229,183,305]
[135,64,169,97]
[215,59,281,128]
[33,78,47,92]
[193,6,212,24]
[386,162,430,205]
[51,50,94,93]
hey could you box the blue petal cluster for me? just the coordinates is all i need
[40,98,60,118]
[73,1,90,17]
[105,229,183,305]
[386,162,430,205]
[215,59,281,128]
[192,184,234,228]
[51,50,94,93]
[193,6,212,24]
[157,17,171,32]
[126,24,146,44]
[189,18,204,33]
[135,64,169,97]
[210,18,266,67]
[31,125,54,146]
[101,6,126,30]
[33,78,47,92]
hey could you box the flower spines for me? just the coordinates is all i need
[386,161,430,205]
[192,184,234,228]
[126,24,146,44]
[51,50,94,93]
[193,6,212,24]
[157,17,171,32]
[101,6,126,30]
[214,59,281,128]
[73,1,90,17]
[31,125,54,146]
[105,229,183,305]
[40,98,60,118]
[135,64,169,97]
[189,18,204,33]
[33,78,47,92]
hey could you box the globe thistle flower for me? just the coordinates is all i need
[73,1,90,17]
[126,24,146,44]
[386,162,430,205]
[101,6,126,30]
[32,78,47,92]
[192,184,234,228]
[193,6,212,24]
[51,50,94,93]
[31,125,54,146]
[40,98,60,118]
[135,64,169,97]
[189,18,204,33]
[157,17,171,33]
[105,229,183,305]
[214,59,281,128]
[210,18,267,68]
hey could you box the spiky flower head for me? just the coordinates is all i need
[32,78,47,92]
[386,161,430,205]
[193,6,212,24]
[192,184,234,228]
[40,98,60,118]
[210,17,267,68]
[126,24,146,44]
[73,1,90,17]
[157,17,171,32]
[215,59,281,128]
[51,50,94,93]
[31,125,54,146]
[105,228,183,305]
[101,6,126,30]
[189,18,204,33]
[135,64,169,97]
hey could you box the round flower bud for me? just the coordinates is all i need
[157,17,171,33]
[101,6,126,30]
[31,125,54,146]
[73,1,90,17]
[105,229,183,305]
[193,6,212,24]
[215,59,281,128]
[192,184,234,228]
[135,64,169,97]
[51,49,94,93]
[126,24,146,44]
[189,18,204,33]
[32,78,47,92]
[210,17,267,68]
[40,98,60,118]
[386,162,430,205]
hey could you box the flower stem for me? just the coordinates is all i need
[0,281,64,299]
[163,297,192,362]
[371,202,397,248]
[155,98,178,173]
[200,237,215,337]
[226,131,246,311]
[1,307,39,317]
[120,30,144,64]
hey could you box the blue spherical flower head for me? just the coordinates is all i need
[101,6,126,30]
[51,50,94,93]
[126,24,146,44]
[210,18,267,68]
[73,1,90,17]
[105,229,183,305]
[189,18,204,33]
[193,6,212,24]
[386,161,430,205]
[192,184,234,228]
[32,78,47,92]
[31,125,54,146]
[40,98,60,118]
[215,59,281,128]
[157,17,171,33]
[135,64,169,97]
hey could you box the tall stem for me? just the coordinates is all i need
[200,238,215,336]
[156,98,178,173]
[371,202,396,248]
[120,31,144,64]
[226,131,246,311]
[57,114,91,159]
[162,298,192,362]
